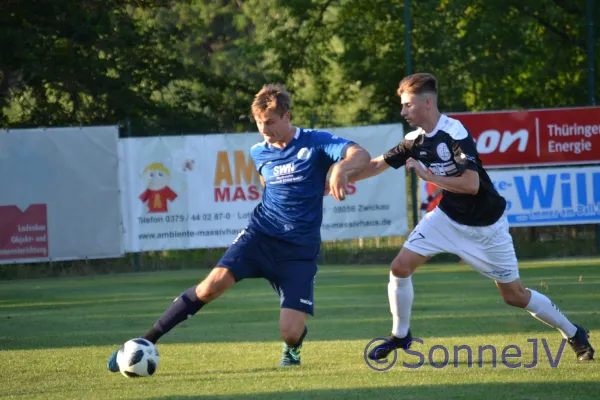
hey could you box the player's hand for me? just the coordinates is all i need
[329,165,348,201]
[323,184,331,197]
[406,157,429,180]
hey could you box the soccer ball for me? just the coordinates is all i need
[116,338,160,378]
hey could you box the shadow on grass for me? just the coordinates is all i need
[147,381,600,400]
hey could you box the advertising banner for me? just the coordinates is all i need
[489,166,600,227]
[0,204,48,261]
[0,126,123,264]
[448,107,600,168]
[120,125,408,252]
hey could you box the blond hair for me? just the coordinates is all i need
[143,163,170,175]
[397,73,438,97]
[251,84,292,117]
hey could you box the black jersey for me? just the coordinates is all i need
[384,114,506,227]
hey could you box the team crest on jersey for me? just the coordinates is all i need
[436,143,452,161]
[297,147,312,160]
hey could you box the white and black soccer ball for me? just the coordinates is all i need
[116,338,160,378]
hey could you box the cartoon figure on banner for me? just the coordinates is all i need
[139,163,178,213]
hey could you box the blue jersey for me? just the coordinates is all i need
[248,127,353,245]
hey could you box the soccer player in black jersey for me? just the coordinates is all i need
[351,73,594,362]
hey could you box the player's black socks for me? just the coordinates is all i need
[143,286,205,344]
[293,326,308,348]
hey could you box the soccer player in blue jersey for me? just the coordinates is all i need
[107,84,370,371]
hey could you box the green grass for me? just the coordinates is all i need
[1,258,600,399]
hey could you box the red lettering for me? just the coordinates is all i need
[232,186,247,201]
[247,185,260,200]
[347,183,356,195]
[214,187,231,202]
[215,186,262,202]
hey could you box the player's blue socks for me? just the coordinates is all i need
[143,286,205,344]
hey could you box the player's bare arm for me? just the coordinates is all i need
[329,144,371,201]
[406,157,479,195]
[348,154,391,183]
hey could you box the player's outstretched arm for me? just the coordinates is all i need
[329,144,371,201]
[348,155,391,183]
[406,157,479,195]
[336,144,371,175]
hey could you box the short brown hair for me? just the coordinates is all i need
[397,73,438,97]
[251,84,292,117]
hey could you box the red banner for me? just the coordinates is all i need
[0,204,49,261]
[448,107,600,168]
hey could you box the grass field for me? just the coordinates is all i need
[1,258,599,399]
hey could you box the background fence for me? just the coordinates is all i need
[1,204,597,280]
[1,115,598,281]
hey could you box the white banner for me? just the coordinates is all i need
[120,124,408,252]
[1,125,123,264]
[489,166,600,227]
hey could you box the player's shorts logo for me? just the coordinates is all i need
[436,143,452,161]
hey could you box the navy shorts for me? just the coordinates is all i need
[217,227,319,315]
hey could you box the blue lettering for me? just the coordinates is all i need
[515,175,556,209]
[402,338,425,368]
[501,345,522,369]
[478,345,497,368]
[453,345,473,368]
[429,345,450,369]
[594,172,600,204]
[524,338,538,369]
[577,173,587,206]
[542,338,566,368]
[560,173,572,208]
[495,180,511,191]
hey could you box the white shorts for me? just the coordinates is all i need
[403,207,519,283]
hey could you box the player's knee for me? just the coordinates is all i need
[196,269,233,302]
[195,280,220,302]
[390,261,412,278]
[280,324,303,346]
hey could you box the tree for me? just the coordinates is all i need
[0,1,192,132]
[1,0,597,134]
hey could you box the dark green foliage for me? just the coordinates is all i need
[1,0,597,133]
